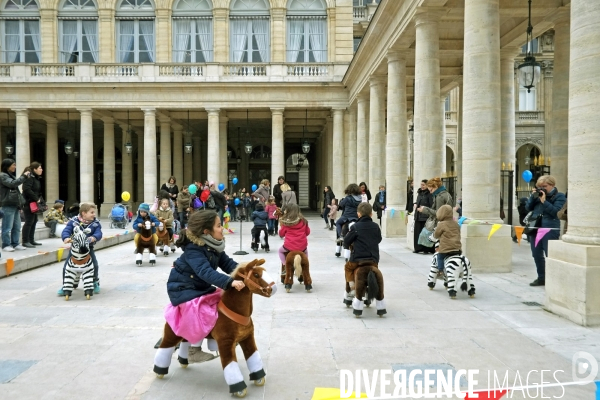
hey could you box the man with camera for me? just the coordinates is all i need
[525,175,566,287]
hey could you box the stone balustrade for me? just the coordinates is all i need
[516,110,545,121]
[0,62,347,83]
[353,6,367,21]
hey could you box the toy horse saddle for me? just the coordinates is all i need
[356,260,378,268]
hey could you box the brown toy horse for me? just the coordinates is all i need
[282,251,312,293]
[135,215,157,266]
[153,259,277,398]
[343,260,386,317]
[155,224,171,256]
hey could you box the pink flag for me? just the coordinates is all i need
[535,228,552,247]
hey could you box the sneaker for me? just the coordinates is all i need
[3,246,15,252]
[93,281,100,294]
[49,234,57,238]
[57,288,65,296]
[14,245,27,250]
[187,347,217,363]
[529,279,545,287]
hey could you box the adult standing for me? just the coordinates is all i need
[252,179,271,205]
[160,176,179,202]
[322,186,335,228]
[22,161,44,248]
[372,185,386,226]
[209,182,227,224]
[526,176,566,287]
[280,183,297,211]
[0,159,30,252]
[359,182,372,203]
[417,177,453,265]
[405,180,414,213]
[273,176,285,208]
[412,179,433,254]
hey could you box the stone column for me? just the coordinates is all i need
[193,136,202,182]
[550,14,570,192]
[500,50,517,171]
[462,0,511,272]
[382,51,408,237]
[456,82,463,199]
[271,108,285,186]
[345,106,357,184]
[98,8,115,62]
[14,109,30,174]
[441,96,447,172]
[326,116,333,186]
[102,117,116,215]
[332,108,345,197]
[143,108,157,204]
[120,124,133,205]
[206,109,220,183]
[219,113,229,186]
[546,0,600,326]
[159,117,172,186]
[213,8,228,63]
[67,148,77,204]
[45,118,59,203]
[271,7,286,62]
[79,109,94,203]
[40,9,57,63]
[155,8,171,63]
[173,125,184,188]
[356,94,369,184]
[369,76,386,188]
[137,131,144,203]
[183,132,192,185]
[414,10,443,182]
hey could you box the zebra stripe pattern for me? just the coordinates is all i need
[427,253,475,298]
[63,224,95,294]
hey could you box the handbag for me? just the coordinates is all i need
[2,189,25,208]
[425,216,436,232]
[523,211,542,236]
[30,196,48,214]
[418,227,435,248]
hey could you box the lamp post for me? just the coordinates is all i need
[5,111,14,156]
[244,109,252,155]
[517,0,541,93]
[64,110,74,155]
[184,110,193,154]
[302,109,311,154]
[124,110,133,155]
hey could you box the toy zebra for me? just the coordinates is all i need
[63,224,95,301]
[427,253,475,299]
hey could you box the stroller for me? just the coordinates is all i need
[109,203,128,229]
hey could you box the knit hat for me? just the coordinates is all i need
[54,199,65,204]
[138,203,150,213]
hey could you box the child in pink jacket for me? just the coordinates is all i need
[265,196,279,236]
[278,204,310,275]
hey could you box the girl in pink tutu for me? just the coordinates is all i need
[154,210,245,369]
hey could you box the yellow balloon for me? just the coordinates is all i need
[121,191,131,202]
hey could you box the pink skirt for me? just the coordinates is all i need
[164,289,222,343]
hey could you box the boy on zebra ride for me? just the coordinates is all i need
[57,202,103,296]
[133,203,161,247]
[153,210,245,371]
[432,204,462,278]
[278,204,310,282]
[343,202,382,295]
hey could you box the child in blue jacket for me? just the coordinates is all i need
[133,203,161,247]
[57,202,103,295]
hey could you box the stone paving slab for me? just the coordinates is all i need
[0,212,598,399]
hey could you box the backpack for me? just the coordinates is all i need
[206,195,216,209]
[192,197,203,209]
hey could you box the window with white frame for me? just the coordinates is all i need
[58,0,98,63]
[519,87,537,111]
[1,0,40,63]
[229,0,269,63]
[172,0,213,62]
[287,0,327,63]
[116,0,155,63]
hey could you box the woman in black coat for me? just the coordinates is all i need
[22,162,44,248]
[412,179,434,254]
[273,176,285,208]
[322,186,335,228]
[160,176,179,202]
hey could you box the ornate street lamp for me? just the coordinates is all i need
[5,111,14,156]
[184,110,193,154]
[64,110,73,155]
[227,150,232,159]
[244,109,252,155]
[302,109,311,154]
[124,110,133,155]
[517,0,541,93]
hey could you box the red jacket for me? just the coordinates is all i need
[279,219,310,251]
[264,204,278,220]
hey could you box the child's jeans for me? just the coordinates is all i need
[436,252,446,271]
[267,219,275,234]
[62,247,99,283]
[329,218,335,228]
[278,246,308,265]
[45,220,58,235]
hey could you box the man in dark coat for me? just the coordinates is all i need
[272,176,285,208]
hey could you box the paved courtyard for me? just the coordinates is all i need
[0,213,598,399]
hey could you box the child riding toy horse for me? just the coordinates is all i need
[62,224,95,301]
[133,203,160,266]
[278,204,312,293]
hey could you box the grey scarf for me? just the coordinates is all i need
[200,234,226,253]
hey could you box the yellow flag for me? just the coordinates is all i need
[487,224,503,240]
[57,248,64,262]
[311,388,368,400]
[6,258,15,276]
[514,226,525,245]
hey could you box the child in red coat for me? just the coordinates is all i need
[265,196,279,236]
[278,204,310,276]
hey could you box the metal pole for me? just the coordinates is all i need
[508,170,514,226]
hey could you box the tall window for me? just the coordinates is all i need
[287,0,327,63]
[58,0,98,63]
[1,0,40,63]
[229,0,269,63]
[519,87,537,111]
[116,0,155,63]
[172,0,213,62]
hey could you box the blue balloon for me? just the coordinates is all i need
[251,184,257,192]
[188,184,197,195]
[218,183,225,191]
[522,170,533,183]
[232,178,238,185]
[234,198,240,206]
